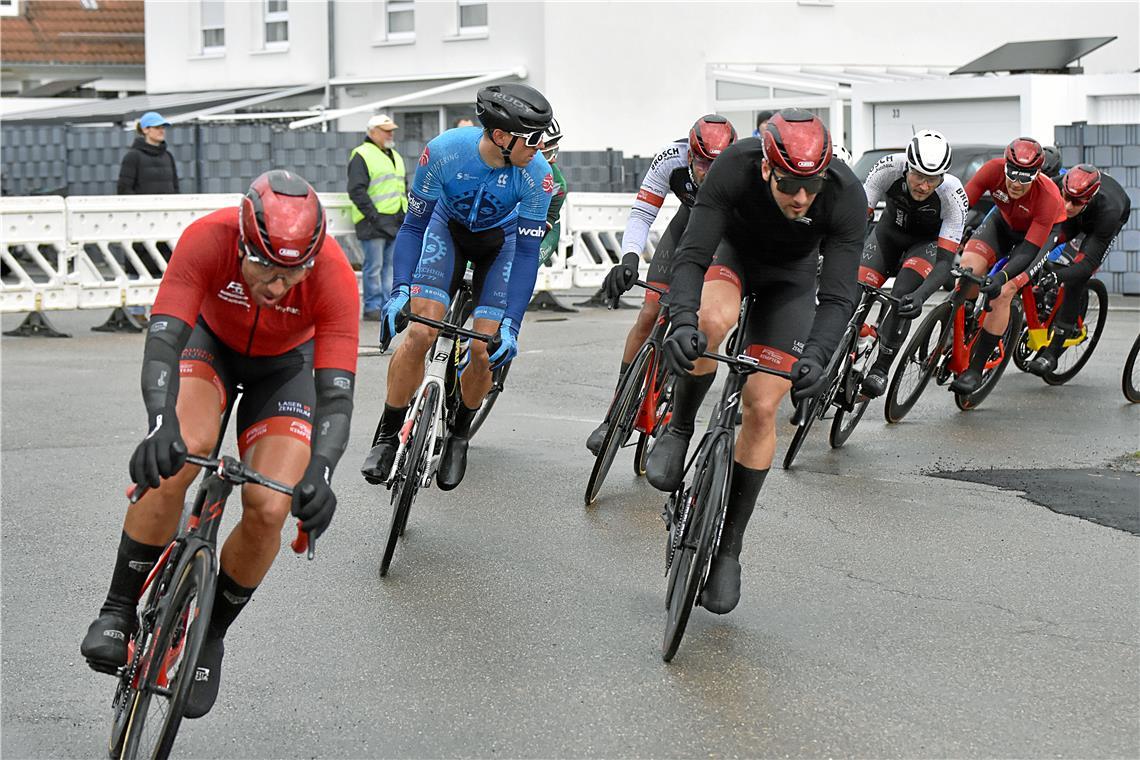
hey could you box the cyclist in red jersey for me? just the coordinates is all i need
[80,170,360,718]
[949,137,1066,394]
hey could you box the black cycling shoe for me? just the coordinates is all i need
[861,367,888,399]
[948,368,982,395]
[585,421,609,456]
[701,554,742,614]
[183,635,224,720]
[437,435,469,491]
[81,608,136,674]
[361,439,397,485]
[645,428,692,493]
[1026,352,1057,377]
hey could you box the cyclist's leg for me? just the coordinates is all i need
[868,238,937,389]
[858,227,896,395]
[952,213,1009,390]
[1034,235,1092,370]
[183,347,314,719]
[83,324,231,670]
[705,266,811,614]
[645,239,743,492]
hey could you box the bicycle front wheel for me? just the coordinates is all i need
[1044,279,1108,385]
[956,299,1022,411]
[585,343,652,505]
[118,545,213,760]
[381,384,439,577]
[1123,334,1140,403]
[663,434,730,662]
[885,301,952,423]
[829,393,871,448]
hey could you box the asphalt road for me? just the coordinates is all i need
[2,301,1139,759]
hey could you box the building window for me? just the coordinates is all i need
[264,0,288,47]
[0,0,19,17]
[457,0,487,34]
[385,0,414,40]
[201,0,225,52]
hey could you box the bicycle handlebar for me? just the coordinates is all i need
[951,266,990,286]
[699,350,807,426]
[407,313,494,343]
[634,279,666,296]
[127,454,314,560]
[858,281,903,305]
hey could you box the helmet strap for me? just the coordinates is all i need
[500,134,518,164]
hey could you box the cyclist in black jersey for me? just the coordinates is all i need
[858,131,969,397]
[644,109,865,614]
[1027,164,1131,375]
[585,115,737,454]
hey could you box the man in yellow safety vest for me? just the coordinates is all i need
[348,113,408,320]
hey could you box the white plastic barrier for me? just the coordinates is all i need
[0,191,666,320]
[561,192,679,289]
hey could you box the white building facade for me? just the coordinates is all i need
[143,0,1140,157]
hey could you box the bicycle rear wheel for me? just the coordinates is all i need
[1044,279,1108,385]
[1123,334,1140,403]
[117,546,213,760]
[633,365,673,477]
[955,299,1022,411]
[381,384,438,577]
[885,301,952,423]
[468,362,510,439]
[585,343,652,505]
[663,435,730,662]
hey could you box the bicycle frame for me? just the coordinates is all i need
[1019,278,1088,352]
[633,304,673,436]
[947,258,1010,376]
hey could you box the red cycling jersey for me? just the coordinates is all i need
[152,207,360,373]
[964,158,1065,247]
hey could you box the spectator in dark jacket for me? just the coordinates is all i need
[117,111,178,317]
[117,111,179,194]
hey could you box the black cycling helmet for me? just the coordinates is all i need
[476,84,553,160]
[1041,145,1063,178]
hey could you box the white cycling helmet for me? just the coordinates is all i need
[833,145,852,165]
[906,130,952,175]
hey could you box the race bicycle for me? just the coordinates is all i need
[660,295,796,662]
[584,280,673,505]
[782,281,899,469]
[108,441,309,760]
[377,270,492,577]
[884,261,1023,422]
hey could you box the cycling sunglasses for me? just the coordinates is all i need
[771,169,826,196]
[1004,163,1038,185]
[508,129,545,148]
[1062,192,1091,206]
[243,247,315,284]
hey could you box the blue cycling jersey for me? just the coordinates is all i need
[392,126,554,328]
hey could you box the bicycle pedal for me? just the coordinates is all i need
[85,658,121,676]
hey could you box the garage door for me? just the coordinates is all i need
[873,98,1020,148]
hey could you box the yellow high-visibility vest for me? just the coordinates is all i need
[349,141,407,222]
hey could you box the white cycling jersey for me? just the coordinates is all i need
[622,139,697,256]
[863,152,968,250]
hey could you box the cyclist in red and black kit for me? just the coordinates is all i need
[585,114,737,452]
[644,109,866,613]
[858,130,969,397]
[949,137,1066,395]
[1026,164,1131,375]
[80,171,360,719]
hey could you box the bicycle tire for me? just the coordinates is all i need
[381,384,439,577]
[1123,334,1140,403]
[468,362,509,439]
[1012,325,1034,373]
[955,299,1022,411]
[1044,279,1108,385]
[633,364,673,477]
[829,394,871,448]
[884,300,952,423]
[584,343,652,506]
[663,434,730,662]
[118,546,213,760]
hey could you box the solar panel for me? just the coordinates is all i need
[952,37,1116,75]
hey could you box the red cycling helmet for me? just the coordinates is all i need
[689,114,737,162]
[239,170,327,268]
[1061,164,1102,203]
[762,109,832,177]
[1005,137,1045,171]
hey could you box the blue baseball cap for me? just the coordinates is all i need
[139,111,171,128]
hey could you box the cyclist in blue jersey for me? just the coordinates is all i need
[361,84,555,490]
